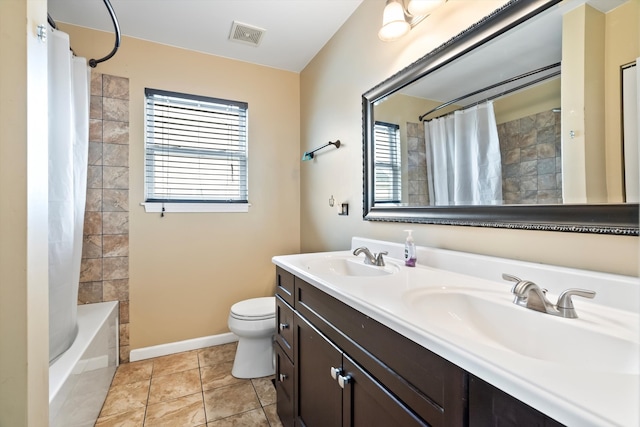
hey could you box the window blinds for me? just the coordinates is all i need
[145,88,248,203]
[374,121,401,203]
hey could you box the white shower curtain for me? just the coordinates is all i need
[48,29,90,363]
[425,101,503,205]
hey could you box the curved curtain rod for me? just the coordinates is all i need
[423,69,561,123]
[418,62,561,121]
[89,0,121,68]
[48,0,121,68]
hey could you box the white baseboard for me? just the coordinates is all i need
[129,332,239,362]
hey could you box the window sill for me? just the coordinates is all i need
[141,202,250,213]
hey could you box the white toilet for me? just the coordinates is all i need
[228,296,276,378]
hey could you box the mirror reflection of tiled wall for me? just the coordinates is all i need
[406,109,562,207]
[79,72,130,363]
[406,122,429,206]
[498,110,563,204]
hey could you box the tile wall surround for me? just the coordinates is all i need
[406,122,429,206]
[78,72,130,363]
[406,109,562,206]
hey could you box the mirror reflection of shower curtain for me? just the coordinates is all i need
[622,61,638,203]
[425,101,503,205]
[48,28,90,362]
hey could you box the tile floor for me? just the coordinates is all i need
[95,342,283,426]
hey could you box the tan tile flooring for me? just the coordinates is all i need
[96,342,283,427]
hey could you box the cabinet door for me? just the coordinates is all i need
[294,313,342,427]
[469,375,564,427]
[342,355,428,427]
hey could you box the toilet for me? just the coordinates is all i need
[228,296,276,378]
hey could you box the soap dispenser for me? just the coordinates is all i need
[404,230,416,267]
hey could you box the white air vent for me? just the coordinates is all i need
[229,21,266,47]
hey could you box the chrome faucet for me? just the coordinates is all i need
[502,273,595,318]
[353,247,387,266]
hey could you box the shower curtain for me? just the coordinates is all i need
[425,101,503,205]
[48,29,90,362]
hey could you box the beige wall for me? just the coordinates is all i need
[60,25,301,350]
[0,0,50,425]
[300,0,638,276]
[494,78,561,124]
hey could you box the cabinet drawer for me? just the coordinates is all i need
[276,266,295,307]
[276,295,294,361]
[275,342,295,427]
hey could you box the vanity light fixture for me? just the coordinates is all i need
[378,0,446,42]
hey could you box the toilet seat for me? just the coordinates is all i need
[230,297,275,321]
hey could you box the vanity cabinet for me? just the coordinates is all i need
[275,267,296,427]
[274,267,567,427]
[274,267,467,427]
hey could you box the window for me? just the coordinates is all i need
[144,88,248,212]
[374,121,401,203]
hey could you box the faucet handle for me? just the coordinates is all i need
[375,251,388,266]
[556,288,596,309]
[502,273,522,283]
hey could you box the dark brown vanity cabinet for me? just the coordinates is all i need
[274,267,567,427]
[275,267,296,427]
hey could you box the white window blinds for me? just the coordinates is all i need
[145,88,248,203]
[374,121,401,203]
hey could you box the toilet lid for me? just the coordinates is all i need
[230,297,275,320]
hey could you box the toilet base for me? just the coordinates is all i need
[231,336,275,379]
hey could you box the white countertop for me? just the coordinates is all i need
[272,239,639,427]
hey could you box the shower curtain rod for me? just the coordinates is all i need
[47,0,121,68]
[418,62,561,122]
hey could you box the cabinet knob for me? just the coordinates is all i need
[279,323,289,331]
[330,366,342,380]
[337,374,352,389]
[279,373,288,382]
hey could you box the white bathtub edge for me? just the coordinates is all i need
[49,301,119,405]
[129,332,239,362]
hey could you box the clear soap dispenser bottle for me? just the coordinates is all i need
[404,230,416,267]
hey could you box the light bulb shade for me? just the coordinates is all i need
[378,0,410,41]
[407,0,445,16]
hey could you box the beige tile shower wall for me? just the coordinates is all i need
[406,122,428,206]
[79,72,130,363]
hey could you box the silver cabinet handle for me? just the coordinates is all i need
[279,323,289,331]
[279,373,288,382]
[337,374,352,389]
[330,366,342,380]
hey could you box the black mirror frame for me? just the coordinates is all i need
[362,0,639,236]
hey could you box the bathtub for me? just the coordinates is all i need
[49,301,119,427]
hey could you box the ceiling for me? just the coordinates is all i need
[47,0,364,73]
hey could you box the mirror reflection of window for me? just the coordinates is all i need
[374,121,402,203]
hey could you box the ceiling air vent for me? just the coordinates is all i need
[229,21,266,47]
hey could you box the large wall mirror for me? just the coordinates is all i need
[363,0,639,235]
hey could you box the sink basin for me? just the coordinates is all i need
[302,255,400,277]
[403,287,639,374]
